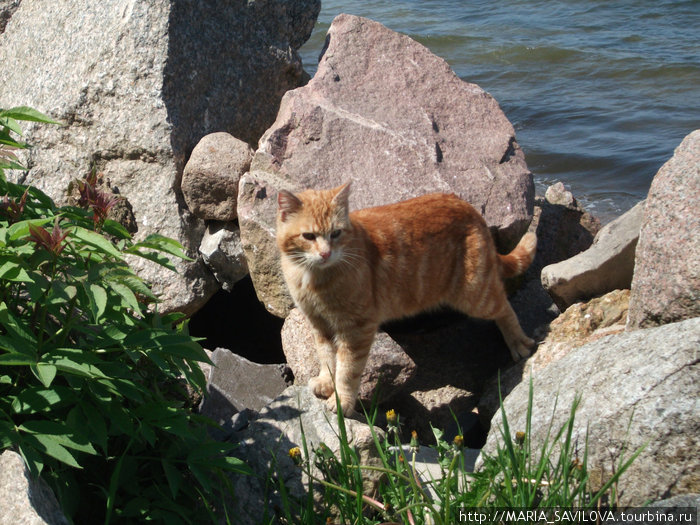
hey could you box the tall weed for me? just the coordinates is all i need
[276,381,642,524]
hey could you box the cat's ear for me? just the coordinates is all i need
[331,182,351,209]
[278,190,302,222]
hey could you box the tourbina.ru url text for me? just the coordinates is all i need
[457,508,697,524]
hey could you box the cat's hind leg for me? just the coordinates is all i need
[493,302,534,361]
[451,277,533,362]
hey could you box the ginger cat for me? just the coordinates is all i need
[277,183,536,415]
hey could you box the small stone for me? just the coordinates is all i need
[182,133,253,221]
[199,222,248,292]
[541,201,644,309]
[544,181,576,207]
[237,171,295,316]
[199,348,290,439]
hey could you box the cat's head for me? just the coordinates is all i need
[276,182,352,270]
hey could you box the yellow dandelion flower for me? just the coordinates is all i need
[288,447,302,465]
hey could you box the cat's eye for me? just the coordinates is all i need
[302,232,316,241]
[330,229,342,239]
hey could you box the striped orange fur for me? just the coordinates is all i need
[277,183,536,415]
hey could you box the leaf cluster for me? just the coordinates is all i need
[0,110,250,524]
[0,106,61,176]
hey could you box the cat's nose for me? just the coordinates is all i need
[319,249,331,261]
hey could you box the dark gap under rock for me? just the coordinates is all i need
[189,276,285,364]
[381,308,514,447]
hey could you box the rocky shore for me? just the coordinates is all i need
[1,2,698,522]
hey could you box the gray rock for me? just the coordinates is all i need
[647,494,700,515]
[391,444,480,500]
[541,200,645,310]
[199,348,290,438]
[480,317,700,506]
[281,308,417,405]
[527,192,602,275]
[0,450,69,525]
[647,494,699,511]
[199,223,248,292]
[0,0,319,314]
[227,386,384,524]
[239,14,534,316]
[237,169,296,316]
[628,130,700,329]
[181,132,253,221]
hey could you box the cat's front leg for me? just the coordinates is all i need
[308,329,336,400]
[325,328,376,416]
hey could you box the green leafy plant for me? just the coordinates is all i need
[0,106,60,178]
[0,111,250,523]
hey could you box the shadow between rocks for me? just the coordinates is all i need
[379,310,524,447]
[223,394,306,525]
[189,276,285,364]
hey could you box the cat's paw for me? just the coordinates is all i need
[308,376,334,399]
[508,335,535,362]
[325,394,356,417]
[325,395,339,413]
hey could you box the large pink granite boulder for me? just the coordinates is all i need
[627,130,700,329]
[238,14,534,316]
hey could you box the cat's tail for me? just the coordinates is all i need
[499,232,537,278]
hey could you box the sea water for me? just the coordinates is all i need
[299,0,700,223]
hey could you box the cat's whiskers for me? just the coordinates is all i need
[287,251,315,270]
